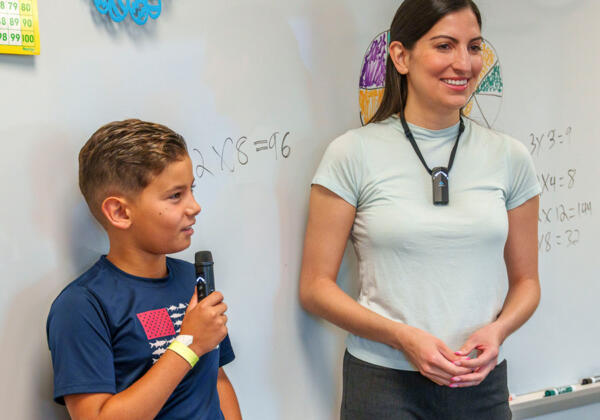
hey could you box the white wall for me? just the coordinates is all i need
[0,1,597,419]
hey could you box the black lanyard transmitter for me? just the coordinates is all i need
[432,167,449,205]
[399,111,463,206]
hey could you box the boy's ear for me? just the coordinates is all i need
[389,41,410,75]
[101,196,132,230]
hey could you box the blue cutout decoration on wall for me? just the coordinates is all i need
[130,0,161,25]
[94,0,162,25]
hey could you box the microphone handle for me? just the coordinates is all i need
[196,264,215,300]
[194,261,221,349]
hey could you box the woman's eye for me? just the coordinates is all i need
[470,44,482,52]
[437,43,451,50]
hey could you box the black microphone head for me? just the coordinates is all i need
[195,250,213,265]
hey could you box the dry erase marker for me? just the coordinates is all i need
[544,385,575,397]
[581,376,600,385]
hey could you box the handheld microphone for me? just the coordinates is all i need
[195,251,215,300]
[194,251,221,350]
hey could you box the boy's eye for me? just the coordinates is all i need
[191,183,196,192]
[169,192,181,200]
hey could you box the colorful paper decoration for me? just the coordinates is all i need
[94,0,162,25]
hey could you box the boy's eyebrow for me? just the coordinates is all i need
[164,184,189,192]
[429,35,483,43]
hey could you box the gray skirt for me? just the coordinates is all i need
[341,350,511,420]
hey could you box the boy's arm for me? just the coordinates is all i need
[63,291,227,420]
[217,368,242,420]
[65,350,195,420]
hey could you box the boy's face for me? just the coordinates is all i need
[128,155,201,255]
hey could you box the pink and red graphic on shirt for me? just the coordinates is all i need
[137,302,187,363]
[137,308,176,339]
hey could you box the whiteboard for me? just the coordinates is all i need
[0,1,598,419]
[479,0,600,416]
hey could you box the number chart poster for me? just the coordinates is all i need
[0,0,39,55]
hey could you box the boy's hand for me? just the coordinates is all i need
[180,290,228,357]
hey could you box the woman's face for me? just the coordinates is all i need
[395,8,483,117]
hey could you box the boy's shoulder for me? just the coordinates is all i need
[49,256,194,317]
[50,257,110,309]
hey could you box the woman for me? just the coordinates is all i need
[299,0,541,418]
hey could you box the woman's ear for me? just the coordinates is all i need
[389,41,409,75]
[101,196,132,230]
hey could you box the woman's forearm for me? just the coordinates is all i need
[494,196,541,344]
[493,276,540,344]
[300,275,410,351]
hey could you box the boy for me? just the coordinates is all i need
[46,119,242,420]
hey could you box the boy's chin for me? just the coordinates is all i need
[160,240,193,255]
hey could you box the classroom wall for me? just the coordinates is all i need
[0,1,598,419]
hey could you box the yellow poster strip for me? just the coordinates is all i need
[0,0,40,55]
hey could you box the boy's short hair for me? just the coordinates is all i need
[79,119,188,225]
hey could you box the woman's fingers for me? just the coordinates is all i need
[403,326,481,387]
[454,347,497,370]
[451,360,496,386]
[450,380,480,388]
[454,340,476,358]
[436,346,473,377]
[439,343,463,364]
[420,353,472,383]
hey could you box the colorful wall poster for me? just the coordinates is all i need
[0,0,39,55]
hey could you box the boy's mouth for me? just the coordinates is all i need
[182,221,195,235]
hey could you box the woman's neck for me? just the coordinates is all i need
[402,98,461,130]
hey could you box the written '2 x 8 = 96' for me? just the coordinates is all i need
[192,130,291,181]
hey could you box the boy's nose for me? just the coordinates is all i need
[188,196,202,215]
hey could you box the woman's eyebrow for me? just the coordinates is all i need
[429,35,483,43]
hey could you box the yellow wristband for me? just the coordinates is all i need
[167,340,199,368]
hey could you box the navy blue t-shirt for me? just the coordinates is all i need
[46,256,235,419]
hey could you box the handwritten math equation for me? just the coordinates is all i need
[538,228,581,253]
[529,126,572,158]
[538,201,592,224]
[192,130,291,181]
[536,167,591,254]
[528,124,595,254]
[537,169,576,196]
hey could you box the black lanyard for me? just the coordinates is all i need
[399,110,465,205]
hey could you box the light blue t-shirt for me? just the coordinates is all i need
[312,116,541,371]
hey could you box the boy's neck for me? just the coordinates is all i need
[106,247,168,279]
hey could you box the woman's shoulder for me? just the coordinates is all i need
[334,116,399,145]
[322,127,363,164]
[467,120,530,156]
